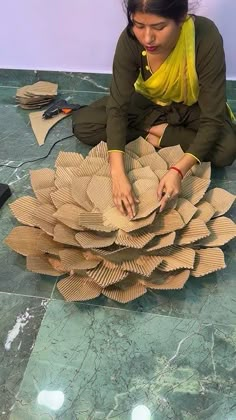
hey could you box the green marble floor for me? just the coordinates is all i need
[0,71,236,420]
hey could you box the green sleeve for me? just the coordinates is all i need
[106,29,140,151]
[186,17,227,161]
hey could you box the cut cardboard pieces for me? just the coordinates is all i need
[29,110,68,146]
[5,138,236,303]
[16,81,58,110]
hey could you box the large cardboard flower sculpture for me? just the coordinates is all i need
[5,138,236,303]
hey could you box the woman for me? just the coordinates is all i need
[72,0,236,218]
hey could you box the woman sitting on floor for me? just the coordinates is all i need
[72,0,236,217]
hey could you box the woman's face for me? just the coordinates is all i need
[131,12,182,54]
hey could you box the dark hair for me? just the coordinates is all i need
[124,0,189,26]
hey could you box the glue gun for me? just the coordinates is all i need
[42,99,81,119]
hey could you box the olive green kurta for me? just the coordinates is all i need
[73,16,236,166]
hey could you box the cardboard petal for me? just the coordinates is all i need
[26,81,58,96]
[122,255,162,276]
[133,188,160,220]
[76,157,106,177]
[34,187,56,205]
[33,204,56,235]
[154,169,168,181]
[48,257,67,273]
[103,207,156,232]
[125,154,142,172]
[93,246,140,263]
[138,153,168,170]
[96,163,111,177]
[158,145,184,167]
[191,162,211,180]
[55,151,84,168]
[57,274,102,301]
[71,176,94,212]
[128,167,158,183]
[53,224,80,246]
[87,263,128,287]
[141,269,190,290]
[30,168,55,192]
[4,226,43,256]
[75,231,117,249]
[9,196,39,227]
[199,217,236,247]
[193,200,215,223]
[149,210,184,235]
[29,111,67,146]
[54,204,86,230]
[132,178,158,197]
[87,176,114,211]
[55,167,82,189]
[145,232,176,251]
[175,198,197,225]
[37,233,65,255]
[59,249,100,270]
[158,246,196,271]
[51,187,77,209]
[102,282,147,303]
[175,219,210,245]
[204,188,235,217]
[26,255,62,276]
[181,176,210,205]
[115,229,155,249]
[125,136,155,157]
[79,211,116,232]
[88,141,108,159]
[191,248,226,277]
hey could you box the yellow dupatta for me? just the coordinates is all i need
[134,17,199,106]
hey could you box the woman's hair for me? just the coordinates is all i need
[123,0,189,26]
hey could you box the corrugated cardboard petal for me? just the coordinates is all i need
[4,226,43,256]
[103,207,156,232]
[37,233,65,255]
[88,141,108,159]
[55,167,82,189]
[76,157,106,177]
[158,246,196,271]
[9,196,39,226]
[138,153,168,170]
[125,154,142,172]
[26,255,62,276]
[191,248,226,277]
[158,145,184,167]
[125,136,155,157]
[141,269,190,290]
[87,176,114,211]
[128,167,157,183]
[132,179,158,197]
[93,246,141,263]
[59,249,100,270]
[57,274,102,301]
[71,176,93,212]
[175,198,197,224]
[115,229,155,249]
[47,257,67,273]
[51,187,77,209]
[26,81,58,96]
[154,169,168,181]
[87,263,128,287]
[53,204,86,230]
[34,187,56,205]
[191,162,211,179]
[181,176,210,205]
[55,151,84,168]
[199,217,236,247]
[29,111,67,146]
[149,210,184,235]
[102,282,147,303]
[204,188,236,217]
[133,188,160,220]
[96,163,111,177]
[175,219,210,245]
[145,232,176,251]
[122,256,162,276]
[30,168,55,191]
[193,200,215,223]
[53,224,80,246]
[76,231,117,249]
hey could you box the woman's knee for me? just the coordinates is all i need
[211,146,236,167]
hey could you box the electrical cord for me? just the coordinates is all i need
[0,134,74,169]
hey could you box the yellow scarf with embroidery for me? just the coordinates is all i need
[134,17,199,106]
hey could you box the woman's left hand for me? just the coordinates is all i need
[157,170,182,212]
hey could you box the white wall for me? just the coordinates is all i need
[0,0,235,78]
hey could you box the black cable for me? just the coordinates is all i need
[0,134,74,169]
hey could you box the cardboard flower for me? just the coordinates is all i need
[5,138,236,303]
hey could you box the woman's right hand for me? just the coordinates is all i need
[111,172,138,219]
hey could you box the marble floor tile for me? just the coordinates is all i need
[10,301,236,420]
[0,293,48,418]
